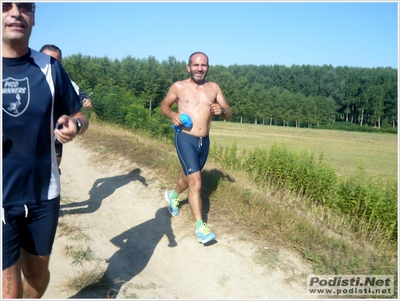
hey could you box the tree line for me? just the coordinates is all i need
[62,54,398,133]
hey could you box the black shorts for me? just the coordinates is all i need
[175,131,210,175]
[55,141,63,158]
[2,196,60,269]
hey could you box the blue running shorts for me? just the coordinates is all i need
[175,131,210,175]
[2,196,60,269]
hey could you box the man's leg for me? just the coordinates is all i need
[2,260,23,298]
[165,173,188,217]
[185,171,203,221]
[20,249,51,298]
[174,173,188,195]
[173,171,216,244]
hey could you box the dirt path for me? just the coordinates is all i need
[42,139,315,299]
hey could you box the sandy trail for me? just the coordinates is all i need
[42,139,315,299]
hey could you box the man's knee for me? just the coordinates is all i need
[187,173,202,191]
[21,255,50,298]
[23,266,50,284]
[21,252,50,282]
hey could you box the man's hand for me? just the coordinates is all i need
[209,102,224,116]
[82,98,93,110]
[171,112,182,127]
[54,115,80,143]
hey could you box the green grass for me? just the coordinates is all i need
[210,121,397,179]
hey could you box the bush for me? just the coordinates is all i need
[315,122,397,134]
[336,166,397,242]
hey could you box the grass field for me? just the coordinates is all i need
[210,121,398,179]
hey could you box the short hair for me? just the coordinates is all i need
[188,52,209,66]
[39,44,62,60]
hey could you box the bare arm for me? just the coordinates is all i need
[209,83,232,120]
[160,83,181,126]
[72,111,89,134]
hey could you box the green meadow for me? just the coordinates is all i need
[210,121,398,179]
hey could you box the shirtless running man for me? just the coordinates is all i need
[160,51,232,244]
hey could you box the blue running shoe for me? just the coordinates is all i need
[196,223,216,244]
[165,190,180,216]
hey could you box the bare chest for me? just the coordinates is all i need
[177,85,217,109]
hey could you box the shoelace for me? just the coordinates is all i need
[172,199,179,208]
[199,223,211,234]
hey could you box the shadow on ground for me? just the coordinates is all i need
[60,168,148,215]
[69,207,176,298]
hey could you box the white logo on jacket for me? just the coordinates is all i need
[2,77,30,117]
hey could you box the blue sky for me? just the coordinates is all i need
[29,1,398,68]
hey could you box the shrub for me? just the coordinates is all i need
[336,165,398,242]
